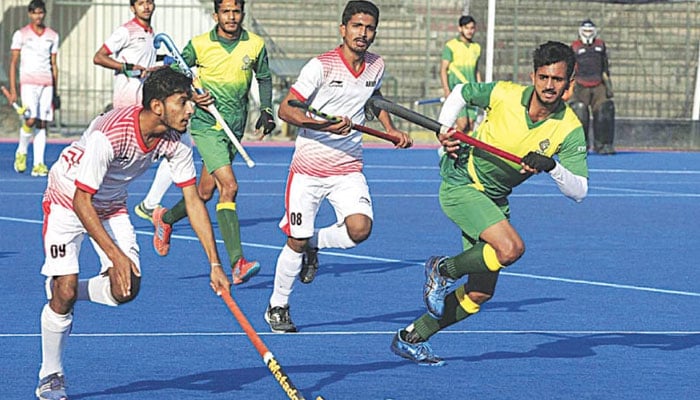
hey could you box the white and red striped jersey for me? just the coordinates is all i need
[43,106,196,218]
[289,46,384,177]
[10,24,59,86]
[101,18,156,108]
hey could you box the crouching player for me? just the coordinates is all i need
[35,68,230,399]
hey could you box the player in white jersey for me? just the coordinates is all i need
[264,0,412,333]
[8,0,59,177]
[35,68,230,400]
[93,0,190,224]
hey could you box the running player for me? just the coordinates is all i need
[35,68,230,399]
[152,0,275,285]
[264,0,412,333]
[390,41,589,366]
[8,0,59,177]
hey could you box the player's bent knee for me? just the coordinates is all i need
[468,291,492,305]
[112,275,141,305]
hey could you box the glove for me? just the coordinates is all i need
[255,108,276,135]
[521,151,555,172]
[52,94,61,110]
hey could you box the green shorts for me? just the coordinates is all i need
[191,126,242,173]
[438,181,509,250]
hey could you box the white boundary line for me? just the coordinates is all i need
[2,330,699,338]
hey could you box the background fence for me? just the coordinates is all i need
[2,0,700,138]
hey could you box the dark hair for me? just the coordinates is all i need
[341,0,379,25]
[532,41,576,80]
[28,0,45,12]
[142,68,192,109]
[459,15,475,27]
[214,0,244,13]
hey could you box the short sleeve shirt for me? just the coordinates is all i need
[11,24,59,86]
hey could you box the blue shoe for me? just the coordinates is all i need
[390,330,444,366]
[35,372,68,399]
[423,256,454,319]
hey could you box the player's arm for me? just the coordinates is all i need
[51,53,58,89]
[277,90,352,134]
[8,49,20,103]
[180,184,230,294]
[440,59,451,98]
[93,45,145,77]
[73,188,138,298]
[253,46,275,135]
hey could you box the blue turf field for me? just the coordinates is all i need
[1,141,699,399]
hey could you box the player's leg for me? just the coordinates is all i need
[318,172,374,248]
[571,84,592,149]
[266,172,324,332]
[591,86,615,155]
[37,202,83,398]
[30,86,53,176]
[15,84,39,173]
[80,213,142,305]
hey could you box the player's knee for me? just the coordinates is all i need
[218,181,239,201]
[197,186,214,202]
[346,219,372,244]
[467,291,492,305]
[112,275,141,304]
[496,239,525,266]
[50,279,78,312]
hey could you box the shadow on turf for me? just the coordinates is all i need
[449,333,700,363]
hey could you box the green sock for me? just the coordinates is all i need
[163,197,188,225]
[216,204,242,267]
[413,286,474,341]
[443,242,492,279]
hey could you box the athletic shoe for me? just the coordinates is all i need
[423,256,454,319]
[298,246,319,284]
[264,305,297,333]
[232,258,260,285]
[390,329,445,366]
[134,201,158,223]
[14,152,27,173]
[35,372,68,399]
[152,207,172,257]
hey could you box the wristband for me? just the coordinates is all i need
[211,263,222,268]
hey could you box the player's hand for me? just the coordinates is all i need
[388,128,413,148]
[327,115,353,135]
[209,263,231,296]
[520,151,555,174]
[255,108,276,135]
[438,127,462,159]
[192,88,214,109]
[52,94,61,110]
[109,253,141,298]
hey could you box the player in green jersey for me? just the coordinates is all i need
[440,15,482,133]
[391,41,589,366]
[152,0,275,285]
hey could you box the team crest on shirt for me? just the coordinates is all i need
[241,55,253,71]
[539,139,551,152]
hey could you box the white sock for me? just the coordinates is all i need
[33,128,46,166]
[317,223,356,249]
[77,274,119,307]
[143,160,173,210]
[269,244,303,308]
[17,128,32,155]
[39,304,72,379]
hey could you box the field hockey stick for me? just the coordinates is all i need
[286,99,400,145]
[219,290,326,400]
[1,85,30,118]
[153,33,255,168]
[367,96,522,164]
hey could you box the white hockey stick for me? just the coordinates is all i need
[154,33,255,168]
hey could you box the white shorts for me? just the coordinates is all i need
[21,83,54,122]
[279,171,373,239]
[41,202,140,277]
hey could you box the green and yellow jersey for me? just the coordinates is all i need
[181,28,272,137]
[442,38,481,89]
[441,81,588,199]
